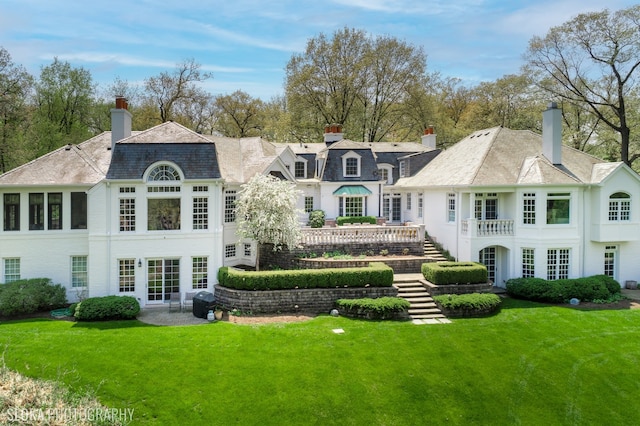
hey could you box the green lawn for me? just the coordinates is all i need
[2,299,640,425]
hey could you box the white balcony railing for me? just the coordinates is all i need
[461,219,514,237]
[301,224,425,245]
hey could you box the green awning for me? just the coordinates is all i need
[333,185,372,196]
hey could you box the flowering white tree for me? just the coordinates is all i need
[235,174,303,271]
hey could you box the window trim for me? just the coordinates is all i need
[294,159,307,179]
[608,192,631,222]
[71,256,88,288]
[3,258,20,283]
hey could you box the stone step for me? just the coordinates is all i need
[394,286,426,293]
[403,296,433,303]
[411,313,447,320]
[409,308,444,315]
[393,281,424,288]
[409,302,437,309]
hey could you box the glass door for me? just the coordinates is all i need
[147,258,180,302]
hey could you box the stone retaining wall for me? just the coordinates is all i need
[424,281,493,296]
[214,284,398,314]
[297,257,427,273]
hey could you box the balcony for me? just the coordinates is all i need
[461,219,514,237]
[301,224,425,245]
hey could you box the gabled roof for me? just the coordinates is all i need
[0,132,119,186]
[397,126,607,188]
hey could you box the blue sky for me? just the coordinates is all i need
[0,0,636,100]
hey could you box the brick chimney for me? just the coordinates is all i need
[542,102,562,165]
[323,124,343,145]
[111,96,132,151]
[421,126,436,150]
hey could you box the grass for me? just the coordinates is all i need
[1,299,640,425]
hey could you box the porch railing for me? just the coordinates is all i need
[301,224,425,245]
[461,219,514,237]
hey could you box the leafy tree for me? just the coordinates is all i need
[235,174,303,271]
[213,90,265,137]
[286,27,427,143]
[0,47,33,173]
[524,5,640,167]
[144,58,213,124]
[31,58,95,156]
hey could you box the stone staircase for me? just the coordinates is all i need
[393,274,449,324]
[424,239,448,262]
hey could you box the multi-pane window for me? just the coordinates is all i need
[418,193,423,218]
[48,193,62,230]
[609,192,630,221]
[547,193,570,224]
[224,190,236,223]
[304,196,314,213]
[345,157,358,176]
[148,199,181,230]
[29,193,44,230]
[3,193,20,231]
[399,161,406,178]
[475,193,498,220]
[523,192,536,225]
[547,249,570,280]
[447,193,456,222]
[71,192,87,229]
[604,246,617,278]
[71,256,88,287]
[378,168,389,184]
[294,161,306,178]
[479,247,496,284]
[192,257,208,289]
[148,164,180,181]
[193,197,208,230]
[339,197,364,217]
[119,198,136,231]
[225,244,237,258]
[406,193,412,211]
[193,185,209,193]
[3,258,20,283]
[244,243,252,257]
[522,248,535,278]
[118,259,135,292]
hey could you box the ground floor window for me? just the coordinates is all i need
[339,196,365,217]
[119,259,135,292]
[71,256,88,287]
[522,248,535,278]
[479,247,496,284]
[604,245,617,278]
[225,244,237,258]
[192,257,208,289]
[547,249,570,280]
[244,243,252,257]
[3,258,20,283]
[304,196,314,213]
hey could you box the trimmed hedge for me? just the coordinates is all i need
[308,210,326,228]
[0,278,67,317]
[336,297,410,320]
[336,216,377,226]
[505,275,621,303]
[218,262,393,291]
[422,262,488,285]
[433,293,502,313]
[75,296,140,321]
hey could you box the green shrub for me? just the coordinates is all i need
[218,262,393,291]
[336,216,377,226]
[506,276,618,303]
[0,278,67,317]
[68,303,78,316]
[433,293,501,316]
[422,262,488,285]
[75,296,140,321]
[308,210,326,228]
[336,297,410,320]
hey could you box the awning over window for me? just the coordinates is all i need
[333,185,372,196]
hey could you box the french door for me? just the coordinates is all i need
[147,258,180,302]
[475,193,498,220]
[383,194,401,222]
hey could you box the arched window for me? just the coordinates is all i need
[148,164,181,181]
[608,192,630,221]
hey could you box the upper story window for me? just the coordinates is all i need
[399,161,406,178]
[609,192,630,221]
[378,164,393,184]
[546,192,570,224]
[523,192,536,225]
[71,192,87,229]
[294,160,306,178]
[148,164,181,181]
[342,152,361,177]
[3,193,20,231]
[29,193,44,230]
[447,193,456,223]
[224,190,236,223]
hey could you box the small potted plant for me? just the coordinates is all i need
[214,306,224,320]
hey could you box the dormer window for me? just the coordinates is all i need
[378,164,393,184]
[399,160,406,178]
[342,151,361,178]
[145,163,183,231]
[294,160,307,178]
[148,164,181,181]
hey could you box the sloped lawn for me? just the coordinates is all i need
[1,298,640,425]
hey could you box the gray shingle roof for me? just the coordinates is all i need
[397,126,612,188]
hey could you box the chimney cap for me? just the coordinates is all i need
[547,101,558,109]
[115,96,129,110]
